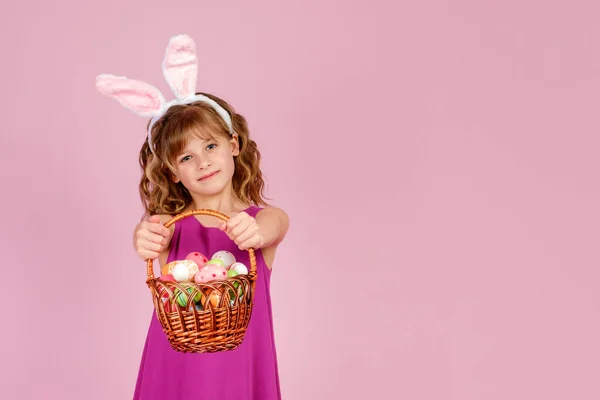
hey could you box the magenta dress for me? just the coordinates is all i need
[133,206,282,399]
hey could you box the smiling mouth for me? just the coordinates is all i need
[199,171,220,181]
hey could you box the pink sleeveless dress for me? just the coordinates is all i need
[133,206,282,399]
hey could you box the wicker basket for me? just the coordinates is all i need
[145,209,257,353]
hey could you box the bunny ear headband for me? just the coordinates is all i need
[95,34,235,156]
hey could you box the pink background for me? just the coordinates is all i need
[1,1,599,399]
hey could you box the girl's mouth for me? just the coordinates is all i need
[199,171,219,181]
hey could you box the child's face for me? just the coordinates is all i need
[172,132,240,197]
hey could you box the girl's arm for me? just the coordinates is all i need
[256,206,290,249]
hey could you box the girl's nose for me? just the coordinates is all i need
[196,158,211,170]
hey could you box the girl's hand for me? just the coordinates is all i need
[218,211,264,250]
[134,215,173,260]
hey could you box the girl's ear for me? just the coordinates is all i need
[229,133,240,156]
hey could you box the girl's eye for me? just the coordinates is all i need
[180,155,191,162]
[207,144,216,150]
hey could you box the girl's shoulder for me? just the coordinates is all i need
[253,205,288,218]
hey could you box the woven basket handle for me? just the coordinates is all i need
[146,209,257,281]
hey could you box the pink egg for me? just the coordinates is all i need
[159,274,176,282]
[194,264,228,284]
[185,252,209,268]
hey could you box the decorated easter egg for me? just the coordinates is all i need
[163,261,181,278]
[157,274,175,297]
[203,291,220,308]
[157,276,177,312]
[202,290,230,309]
[168,260,199,282]
[194,264,228,283]
[175,285,202,308]
[231,262,248,275]
[211,250,236,269]
[185,252,209,268]
[162,299,175,313]
[205,258,225,267]
[226,270,243,300]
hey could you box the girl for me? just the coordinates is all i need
[96,34,288,400]
[131,93,288,400]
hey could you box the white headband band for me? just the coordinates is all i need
[95,34,235,156]
[146,93,235,154]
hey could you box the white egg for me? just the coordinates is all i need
[211,250,236,269]
[231,262,248,275]
[169,260,198,282]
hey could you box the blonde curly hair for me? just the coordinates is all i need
[138,92,268,215]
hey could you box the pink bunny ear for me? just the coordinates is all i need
[162,34,198,99]
[95,73,166,117]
